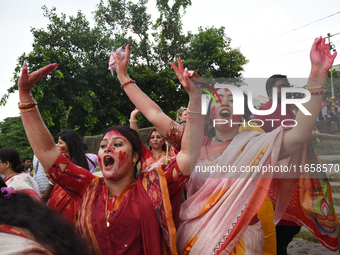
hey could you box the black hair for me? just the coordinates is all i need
[83,143,88,152]
[205,89,251,138]
[0,178,91,255]
[265,74,288,97]
[147,128,166,151]
[102,125,142,179]
[22,157,31,163]
[58,130,89,170]
[0,148,24,173]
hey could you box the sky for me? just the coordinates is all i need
[1,0,340,122]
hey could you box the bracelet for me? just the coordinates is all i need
[306,85,325,90]
[20,106,38,113]
[19,102,38,110]
[309,90,326,95]
[306,81,325,89]
[129,119,137,123]
[121,80,136,88]
[18,100,36,108]
[187,108,201,114]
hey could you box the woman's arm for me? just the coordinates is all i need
[172,68,204,175]
[282,37,337,155]
[114,45,187,136]
[18,62,62,172]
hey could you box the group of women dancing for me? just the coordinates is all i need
[0,36,338,255]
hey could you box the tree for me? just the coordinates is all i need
[1,1,248,138]
[0,117,33,158]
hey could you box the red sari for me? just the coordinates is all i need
[48,154,187,255]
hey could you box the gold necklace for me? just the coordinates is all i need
[105,190,111,227]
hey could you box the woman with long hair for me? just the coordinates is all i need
[130,108,177,171]
[116,38,339,253]
[0,147,40,201]
[0,178,92,255]
[17,58,202,254]
[48,129,89,222]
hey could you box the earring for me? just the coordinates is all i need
[133,159,137,167]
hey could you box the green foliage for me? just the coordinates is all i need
[1,1,248,139]
[0,117,33,158]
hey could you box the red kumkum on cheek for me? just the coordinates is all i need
[59,146,66,152]
[98,155,103,169]
[117,151,129,169]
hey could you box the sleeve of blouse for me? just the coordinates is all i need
[47,154,97,201]
[163,120,184,151]
[162,159,189,197]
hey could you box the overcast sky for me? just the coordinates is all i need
[1,0,340,122]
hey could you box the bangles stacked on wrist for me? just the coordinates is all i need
[129,119,137,123]
[306,81,326,95]
[18,100,38,113]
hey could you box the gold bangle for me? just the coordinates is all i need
[306,81,325,90]
[306,85,325,90]
[20,106,38,113]
[129,119,137,123]
[187,109,200,114]
[18,100,36,108]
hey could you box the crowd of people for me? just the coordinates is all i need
[0,36,339,255]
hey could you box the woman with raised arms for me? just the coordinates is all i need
[114,37,339,254]
[17,54,203,254]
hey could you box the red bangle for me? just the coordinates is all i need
[120,80,136,88]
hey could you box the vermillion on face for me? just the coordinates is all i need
[57,137,69,155]
[149,130,164,151]
[98,130,135,181]
[210,88,242,131]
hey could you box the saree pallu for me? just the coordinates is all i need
[178,127,338,254]
[5,173,41,202]
[0,225,54,255]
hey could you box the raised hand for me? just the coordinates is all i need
[114,44,131,84]
[18,62,58,93]
[130,108,140,119]
[310,36,337,74]
[170,58,191,94]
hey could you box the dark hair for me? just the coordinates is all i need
[147,128,166,151]
[265,74,288,97]
[83,143,88,152]
[58,130,89,170]
[22,157,31,163]
[0,178,91,255]
[205,89,251,138]
[0,148,24,173]
[102,125,142,179]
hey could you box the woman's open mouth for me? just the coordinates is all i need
[104,156,115,169]
[219,109,230,119]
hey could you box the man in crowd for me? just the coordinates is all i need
[22,157,32,176]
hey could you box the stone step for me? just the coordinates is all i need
[318,155,340,164]
[331,182,340,194]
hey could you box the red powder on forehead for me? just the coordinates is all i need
[117,151,129,169]
[224,88,230,93]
